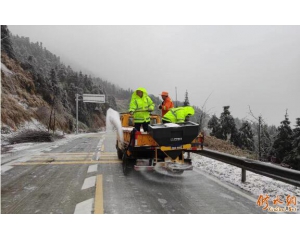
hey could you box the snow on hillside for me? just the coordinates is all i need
[1,62,14,76]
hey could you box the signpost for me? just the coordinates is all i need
[76,94,105,134]
[82,94,105,103]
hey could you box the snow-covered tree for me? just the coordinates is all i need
[282,118,300,170]
[272,111,293,163]
[260,124,276,160]
[183,90,190,106]
[238,121,255,151]
[219,106,237,140]
[208,114,222,138]
[1,25,16,60]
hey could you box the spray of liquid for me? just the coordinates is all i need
[105,108,123,143]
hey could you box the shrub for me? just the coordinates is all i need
[8,130,53,144]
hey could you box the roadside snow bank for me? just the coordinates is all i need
[192,153,300,213]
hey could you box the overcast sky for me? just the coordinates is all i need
[8,25,300,126]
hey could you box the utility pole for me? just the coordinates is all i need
[258,116,261,160]
[175,87,178,107]
[76,93,78,134]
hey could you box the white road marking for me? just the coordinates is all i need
[93,137,104,161]
[87,164,98,173]
[81,176,96,190]
[74,198,94,214]
[96,151,100,161]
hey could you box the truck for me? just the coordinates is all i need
[116,112,204,175]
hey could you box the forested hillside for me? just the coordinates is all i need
[1,25,204,133]
[1,26,133,132]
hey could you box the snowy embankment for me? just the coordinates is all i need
[1,132,84,173]
[1,119,83,170]
[192,153,300,213]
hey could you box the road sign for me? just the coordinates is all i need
[82,94,105,103]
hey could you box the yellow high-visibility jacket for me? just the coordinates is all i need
[129,87,155,123]
[162,106,195,123]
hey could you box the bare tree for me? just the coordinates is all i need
[198,91,213,132]
[247,106,276,161]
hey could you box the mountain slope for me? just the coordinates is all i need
[1,52,52,131]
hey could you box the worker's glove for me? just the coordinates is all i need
[159,105,162,109]
[129,111,134,115]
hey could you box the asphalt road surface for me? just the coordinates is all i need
[1,131,264,214]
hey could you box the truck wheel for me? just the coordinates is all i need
[117,147,123,160]
[122,152,129,175]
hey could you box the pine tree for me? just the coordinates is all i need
[219,106,237,140]
[238,121,255,151]
[183,90,190,106]
[208,114,222,138]
[272,111,293,163]
[1,25,16,60]
[230,128,242,148]
[282,118,300,170]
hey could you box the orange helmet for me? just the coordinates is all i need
[160,91,168,96]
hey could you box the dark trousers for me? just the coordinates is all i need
[134,122,149,132]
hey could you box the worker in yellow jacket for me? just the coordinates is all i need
[162,106,195,123]
[129,87,155,132]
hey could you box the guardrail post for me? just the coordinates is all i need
[241,168,246,182]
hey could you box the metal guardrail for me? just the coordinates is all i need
[190,149,300,187]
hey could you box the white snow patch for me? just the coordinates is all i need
[158,198,167,205]
[2,119,48,140]
[19,119,48,131]
[18,101,29,110]
[1,62,14,76]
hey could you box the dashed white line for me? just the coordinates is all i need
[81,176,96,190]
[74,198,94,214]
[87,164,98,173]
